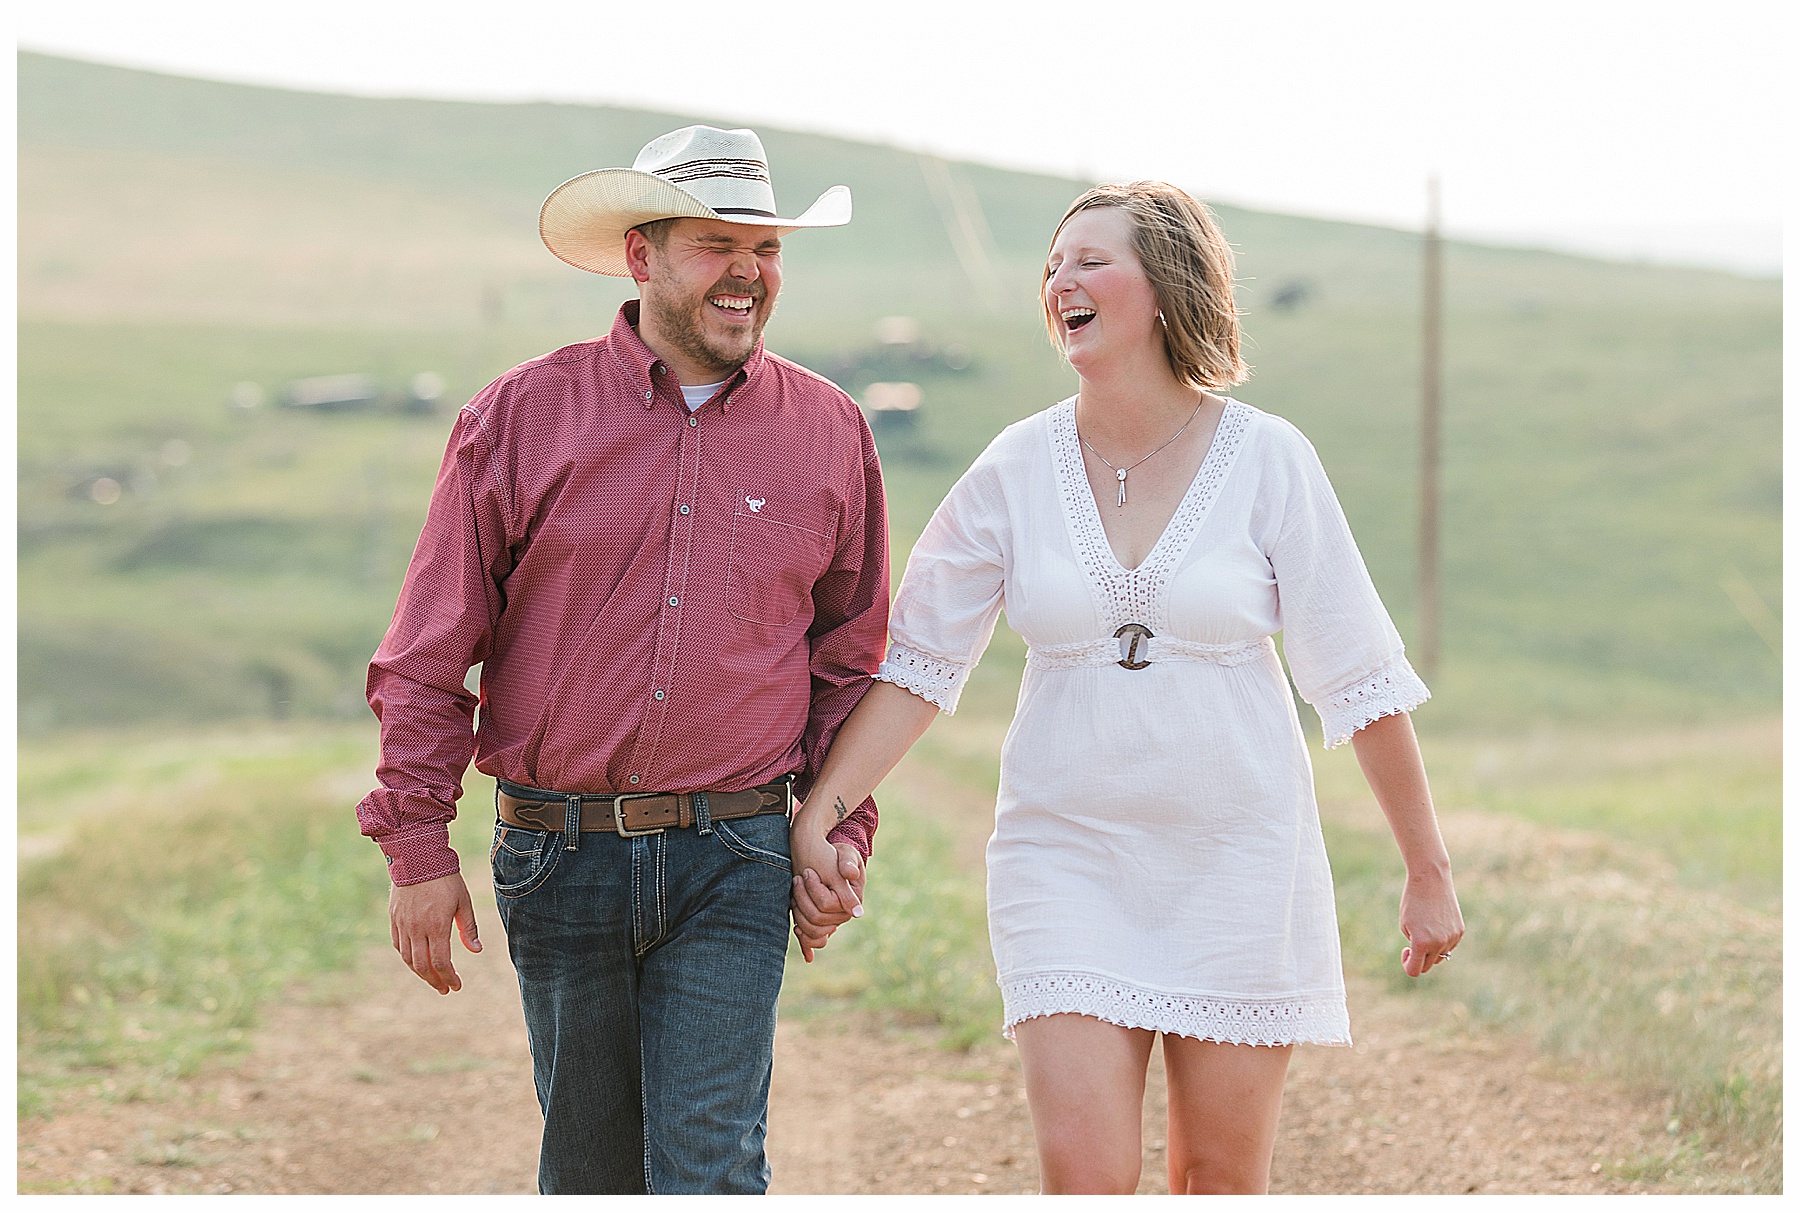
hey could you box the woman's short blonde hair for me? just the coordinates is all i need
[1043,182,1249,389]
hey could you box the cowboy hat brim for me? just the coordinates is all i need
[539,169,852,277]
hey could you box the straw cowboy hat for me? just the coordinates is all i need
[539,125,852,277]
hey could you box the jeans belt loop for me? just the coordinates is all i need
[693,791,712,836]
[562,794,582,852]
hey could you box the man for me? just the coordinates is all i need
[357,126,882,1194]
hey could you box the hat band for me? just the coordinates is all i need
[713,207,777,218]
[659,157,773,184]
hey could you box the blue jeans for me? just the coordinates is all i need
[491,807,794,1194]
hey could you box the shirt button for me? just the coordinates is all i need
[678,504,690,515]
[628,774,641,785]
[653,690,666,701]
[655,365,665,374]
[668,596,679,607]
[644,388,653,400]
[687,415,698,427]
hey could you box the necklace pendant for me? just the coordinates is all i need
[1117,468,1128,507]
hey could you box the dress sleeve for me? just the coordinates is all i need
[1261,420,1430,748]
[874,449,1009,714]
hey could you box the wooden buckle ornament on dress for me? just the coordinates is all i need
[1114,622,1154,669]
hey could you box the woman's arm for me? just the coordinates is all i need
[790,432,1012,959]
[1349,711,1465,977]
[789,680,942,959]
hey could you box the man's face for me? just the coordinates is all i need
[633,218,784,379]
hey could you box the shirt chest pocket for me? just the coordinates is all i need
[726,497,838,627]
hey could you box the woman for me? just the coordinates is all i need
[789,183,1464,1195]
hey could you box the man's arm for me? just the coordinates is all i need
[786,415,889,957]
[797,414,889,858]
[357,405,514,991]
[790,681,939,960]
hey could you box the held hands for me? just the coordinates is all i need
[1398,866,1465,978]
[389,871,483,993]
[790,829,865,963]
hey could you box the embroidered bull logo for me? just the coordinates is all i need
[746,497,766,513]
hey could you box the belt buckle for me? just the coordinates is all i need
[611,793,664,837]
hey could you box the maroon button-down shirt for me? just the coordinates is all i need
[359,302,887,885]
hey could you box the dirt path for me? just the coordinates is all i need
[19,736,1697,1194]
[771,974,1677,1196]
[19,887,1680,1196]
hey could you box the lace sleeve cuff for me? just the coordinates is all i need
[1314,656,1431,749]
[874,644,972,714]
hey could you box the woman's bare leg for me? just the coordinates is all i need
[1013,1014,1157,1193]
[1162,1037,1293,1194]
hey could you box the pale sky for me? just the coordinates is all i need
[16,0,1788,274]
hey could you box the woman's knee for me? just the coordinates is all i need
[1039,1149,1140,1195]
[1033,1110,1141,1192]
[1169,1156,1268,1195]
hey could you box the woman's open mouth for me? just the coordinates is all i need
[1061,307,1096,333]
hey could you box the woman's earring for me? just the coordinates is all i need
[1156,310,1167,327]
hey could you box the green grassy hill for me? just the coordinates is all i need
[17,51,1780,734]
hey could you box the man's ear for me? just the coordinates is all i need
[623,228,656,284]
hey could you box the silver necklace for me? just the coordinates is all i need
[1077,397,1207,507]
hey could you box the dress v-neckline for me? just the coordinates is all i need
[1048,396,1252,628]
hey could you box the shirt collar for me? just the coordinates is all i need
[608,300,766,413]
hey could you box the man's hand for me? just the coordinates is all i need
[790,841,865,963]
[389,870,482,994]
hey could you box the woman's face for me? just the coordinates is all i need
[1044,206,1162,375]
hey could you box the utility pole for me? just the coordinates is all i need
[1418,177,1443,680]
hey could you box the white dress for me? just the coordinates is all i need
[874,397,1429,1046]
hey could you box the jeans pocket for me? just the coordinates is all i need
[713,814,793,873]
[490,823,561,900]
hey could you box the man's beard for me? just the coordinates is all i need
[644,275,770,379]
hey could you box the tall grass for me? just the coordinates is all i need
[1324,761,1781,1193]
[781,798,1000,1050]
[1315,722,1783,906]
[17,728,392,1117]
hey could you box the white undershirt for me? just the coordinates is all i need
[680,381,726,412]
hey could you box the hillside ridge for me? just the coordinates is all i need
[27,47,1767,288]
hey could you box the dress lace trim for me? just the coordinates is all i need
[1028,635,1273,671]
[1001,970,1351,1047]
[1315,656,1432,749]
[1049,397,1253,631]
[874,644,969,714]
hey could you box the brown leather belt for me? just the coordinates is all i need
[495,776,793,837]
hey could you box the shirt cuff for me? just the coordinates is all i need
[380,825,462,886]
[824,795,877,859]
[874,644,971,714]
[1315,656,1431,749]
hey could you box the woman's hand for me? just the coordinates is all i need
[789,823,863,963]
[782,679,941,960]
[1348,712,1464,978]
[790,841,866,962]
[1398,867,1464,977]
